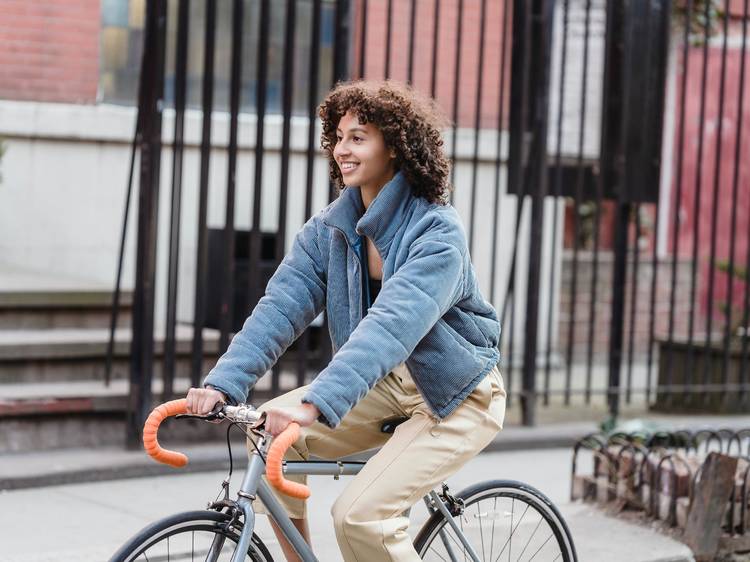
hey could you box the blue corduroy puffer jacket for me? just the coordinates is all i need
[203,171,500,427]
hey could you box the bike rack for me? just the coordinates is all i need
[571,427,750,555]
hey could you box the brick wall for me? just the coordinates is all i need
[0,0,100,104]
[352,0,512,129]
[668,40,750,323]
[559,250,695,361]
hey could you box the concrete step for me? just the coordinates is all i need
[0,325,220,383]
[0,265,133,329]
[0,378,224,454]
[0,288,133,329]
[0,371,309,453]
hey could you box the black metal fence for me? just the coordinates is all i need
[116,0,750,445]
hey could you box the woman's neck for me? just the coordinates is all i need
[361,170,396,209]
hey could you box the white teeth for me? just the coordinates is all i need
[341,162,358,170]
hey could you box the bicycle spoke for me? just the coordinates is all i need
[477,502,486,561]
[442,522,469,555]
[494,503,531,562]
[515,517,543,560]
[509,498,514,562]
[460,511,467,561]
[437,526,462,562]
[489,497,497,562]
[428,544,451,562]
[526,534,555,561]
[417,485,573,562]
[192,530,195,562]
[205,530,227,562]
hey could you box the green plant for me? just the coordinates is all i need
[576,200,597,250]
[673,0,724,45]
[716,259,748,339]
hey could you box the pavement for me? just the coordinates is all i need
[4,409,750,491]
[4,410,750,561]
[0,448,695,562]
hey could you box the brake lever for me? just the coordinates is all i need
[175,411,223,421]
[176,403,226,422]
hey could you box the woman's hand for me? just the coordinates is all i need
[264,403,320,436]
[186,386,227,415]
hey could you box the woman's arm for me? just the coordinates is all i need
[302,237,465,427]
[202,217,327,405]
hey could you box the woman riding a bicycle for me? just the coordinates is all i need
[186,79,506,562]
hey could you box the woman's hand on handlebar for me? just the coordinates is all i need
[264,403,320,436]
[186,386,227,415]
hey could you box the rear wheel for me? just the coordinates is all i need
[110,510,273,562]
[414,480,577,562]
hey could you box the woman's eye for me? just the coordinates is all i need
[353,136,362,142]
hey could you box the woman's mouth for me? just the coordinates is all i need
[340,162,359,175]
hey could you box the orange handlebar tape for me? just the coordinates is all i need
[266,422,311,500]
[142,398,189,468]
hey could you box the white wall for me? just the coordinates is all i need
[0,100,563,357]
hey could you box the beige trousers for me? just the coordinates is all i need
[251,364,506,562]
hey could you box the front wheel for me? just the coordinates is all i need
[414,480,577,562]
[109,510,273,562]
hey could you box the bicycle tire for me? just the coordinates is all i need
[109,509,274,562]
[413,479,577,562]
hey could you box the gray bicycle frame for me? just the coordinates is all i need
[227,432,482,562]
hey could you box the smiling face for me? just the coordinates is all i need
[333,111,396,197]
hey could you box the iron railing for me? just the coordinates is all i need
[113,0,750,446]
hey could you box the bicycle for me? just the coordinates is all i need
[110,399,578,562]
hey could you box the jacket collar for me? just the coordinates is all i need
[322,171,414,253]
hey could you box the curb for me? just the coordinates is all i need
[1,430,584,491]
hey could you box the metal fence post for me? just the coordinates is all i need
[126,0,167,449]
[519,0,555,426]
[601,0,629,421]
[334,0,352,84]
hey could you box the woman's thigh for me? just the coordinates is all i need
[252,375,409,460]
[333,367,506,521]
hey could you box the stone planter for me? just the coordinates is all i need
[654,337,750,413]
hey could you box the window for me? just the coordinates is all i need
[100,0,336,115]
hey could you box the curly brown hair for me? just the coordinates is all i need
[319,80,452,204]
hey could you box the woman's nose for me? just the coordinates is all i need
[334,141,350,158]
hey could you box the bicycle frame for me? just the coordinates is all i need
[228,431,482,562]
[229,431,364,562]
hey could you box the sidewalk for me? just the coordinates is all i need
[4,411,750,491]
[0,447,695,562]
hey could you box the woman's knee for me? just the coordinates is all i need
[330,494,348,534]
[331,494,366,536]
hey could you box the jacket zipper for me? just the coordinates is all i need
[329,225,366,322]
[326,224,443,421]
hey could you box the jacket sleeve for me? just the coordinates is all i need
[302,238,465,427]
[203,217,327,404]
